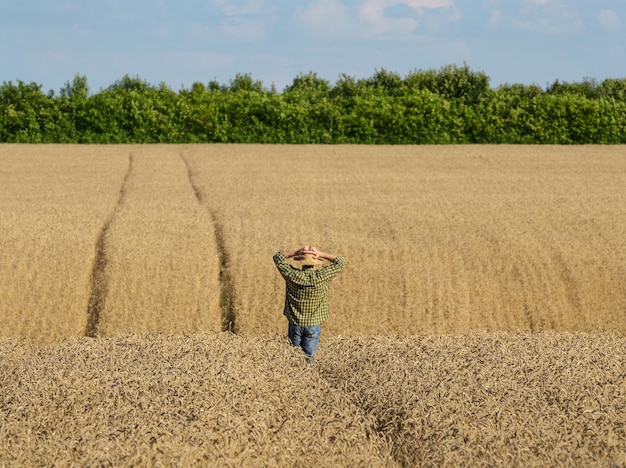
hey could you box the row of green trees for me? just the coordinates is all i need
[1,65,625,144]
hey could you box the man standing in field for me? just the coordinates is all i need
[273,246,345,362]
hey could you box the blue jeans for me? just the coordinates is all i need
[288,324,321,358]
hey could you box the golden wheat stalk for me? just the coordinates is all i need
[95,146,222,336]
[0,145,129,343]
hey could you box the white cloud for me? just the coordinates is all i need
[208,0,268,16]
[292,0,354,39]
[361,0,454,20]
[598,10,621,33]
[360,2,418,36]
[361,0,457,21]
[293,0,459,41]
[491,0,583,35]
[413,0,453,6]
[188,0,272,43]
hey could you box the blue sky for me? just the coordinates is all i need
[1,0,624,93]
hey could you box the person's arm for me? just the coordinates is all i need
[273,248,305,269]
[277,246,342,262]
[317,251,337,261]
[303,245,337,262]
[282,249,299,259]
[281,246,317,259]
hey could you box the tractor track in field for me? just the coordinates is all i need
[85,153,134,338]
[180,153,237,333]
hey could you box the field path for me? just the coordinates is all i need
[95,146,222,335]
[84,153,133,336]
[180,151,237,332]
[184,145,626,335]
[2,145,624,341]
[0,145,129,343]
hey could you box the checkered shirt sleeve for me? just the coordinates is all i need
[273,252,346,326]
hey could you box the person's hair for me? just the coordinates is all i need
[302,264,314,270]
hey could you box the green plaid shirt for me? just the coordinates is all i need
[273,252,346,326]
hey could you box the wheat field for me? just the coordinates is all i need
[182,144,626,336]
[93,147,222,336]
[1,332,624,466]
[0,146,128,342]
[0,144,625,466]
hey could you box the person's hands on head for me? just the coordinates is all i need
[297,245,320,258]
[306,246,321,258]
[284,246,337,262]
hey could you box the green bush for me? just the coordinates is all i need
[1,68,624,144]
